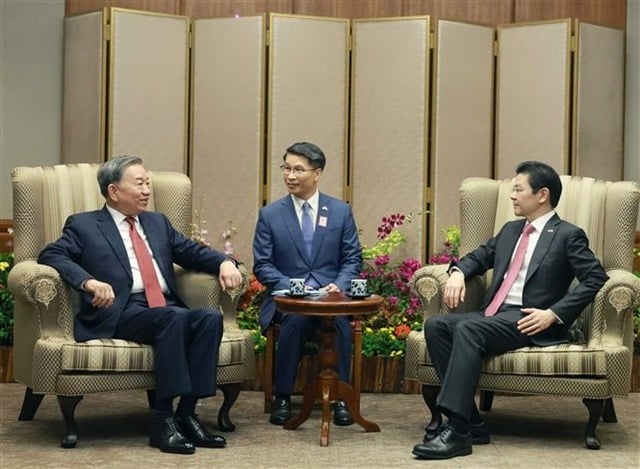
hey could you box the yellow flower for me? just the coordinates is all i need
[0,261,9,272]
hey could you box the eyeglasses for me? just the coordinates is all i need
[279,164,317,176]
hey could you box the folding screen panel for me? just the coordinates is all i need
[350,17,430,262]
[495,20,571,179]
[430,20,494,252]
[190,16,265,267]
[572,22,624,181]
[62,10,105,164]
[109,8,189,172]
[267,14,349,202]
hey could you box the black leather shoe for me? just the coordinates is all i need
[333,399,354,426]
[413,424,472,460]
[176,414,226,448]
[149,416,196,454]
[423,420,490,445]
[270,396,291,425]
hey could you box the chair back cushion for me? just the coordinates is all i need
[11,164,193,262]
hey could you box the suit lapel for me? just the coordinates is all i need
[96,207,132,280]
[493,220,525,281]
[311,194,331,262]
[138,213,172,281]
[525,214,560,282]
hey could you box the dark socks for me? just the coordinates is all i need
[153,397,174,423]
[470,403,483,425]
[275,392,290,402]
[175,396,197,418]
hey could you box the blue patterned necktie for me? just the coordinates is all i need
[301,201,314,256]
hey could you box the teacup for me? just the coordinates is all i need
[350,279,368,297]
[289,278,306,296]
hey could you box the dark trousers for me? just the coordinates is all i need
[274,312,351,395]
[425,306,532,421]
[114,293,223,401]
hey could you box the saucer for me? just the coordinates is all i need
[285,292,309,298]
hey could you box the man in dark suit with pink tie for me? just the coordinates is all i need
[38,155,243,455]
[252,142,362,426]
[412,161,608,460]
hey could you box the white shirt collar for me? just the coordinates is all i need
[528,210,556,233]
[105,204,134,225]
[291,192,319,214]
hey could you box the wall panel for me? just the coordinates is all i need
[351,17,430,262]
[190,16,265,267]
[405,0,513,25]
[66,0,180,16]
[62,10,105,164]
[184,0,292,18]
[515,0,626,30]
[267,14,349,202]
[294,0,403,18]
[573,22,624,180]
[108,9,189,171]
[430,20,494,252]
[495,20,571,179]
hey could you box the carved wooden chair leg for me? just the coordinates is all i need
[18,387,45,421]
[146,389,156,410]
[57,395,83,448]
[601,397,617,423]
[479,390,494,411]
[217,383,241,432]
[582,397,604,450]
[422,385,442,440]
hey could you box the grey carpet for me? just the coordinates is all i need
[0,383,638,468]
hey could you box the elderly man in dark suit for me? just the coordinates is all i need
[38,155,243,455]
[253,142,362,426]
[412,161,608,460]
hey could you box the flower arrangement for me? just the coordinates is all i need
[429,225,460,265]
[190,197,237,256]
[360,213,424,357]
[0,251,15,346]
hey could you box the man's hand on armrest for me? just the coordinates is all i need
[83,278,115,308]
[443,269,466,309]
[218,259,242,292]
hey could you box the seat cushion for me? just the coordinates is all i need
[59,331,250,372]
[409,332,608,376]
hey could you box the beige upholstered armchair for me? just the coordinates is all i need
[8,164,254,448]
[405,176,640,449]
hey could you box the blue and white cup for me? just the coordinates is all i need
[289,278,306,296]
[350,279,368,297]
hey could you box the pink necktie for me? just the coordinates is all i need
[126,217,167,308]
[484,223,535,317]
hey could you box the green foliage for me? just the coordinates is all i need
[0,252,15,346]
[361,327,406,358]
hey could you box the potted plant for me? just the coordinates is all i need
[0,251,15,382]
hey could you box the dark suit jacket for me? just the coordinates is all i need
[454,213,608,345]
[38,207,228,342]
[252,193,362,330]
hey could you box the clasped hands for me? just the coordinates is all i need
[444,270,556,336]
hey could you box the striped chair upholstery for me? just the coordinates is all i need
[405,175,640,450]
[8,164,254,448]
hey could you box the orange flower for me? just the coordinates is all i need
[394,324,411,340]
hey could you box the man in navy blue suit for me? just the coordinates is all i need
[38,155,243,455]
[253,142,362,426]
[412,161,608,460]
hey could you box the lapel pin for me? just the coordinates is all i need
[321,206,328,211]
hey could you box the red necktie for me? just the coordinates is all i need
[126,217,166,308]
[484,223,535,317]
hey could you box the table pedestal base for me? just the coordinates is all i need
[283,316,380,446]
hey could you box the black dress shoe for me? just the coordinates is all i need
[149,416,195,454]
[423,420,490,445]
[333,399,354,426]
[176,414,226,448]
[270,396,291,425]
[412,424,472,460]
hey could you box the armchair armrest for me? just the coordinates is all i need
[586,269,640,349]
[174,263,249,329]
[8,260,76,341]
[409,264,486,320]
